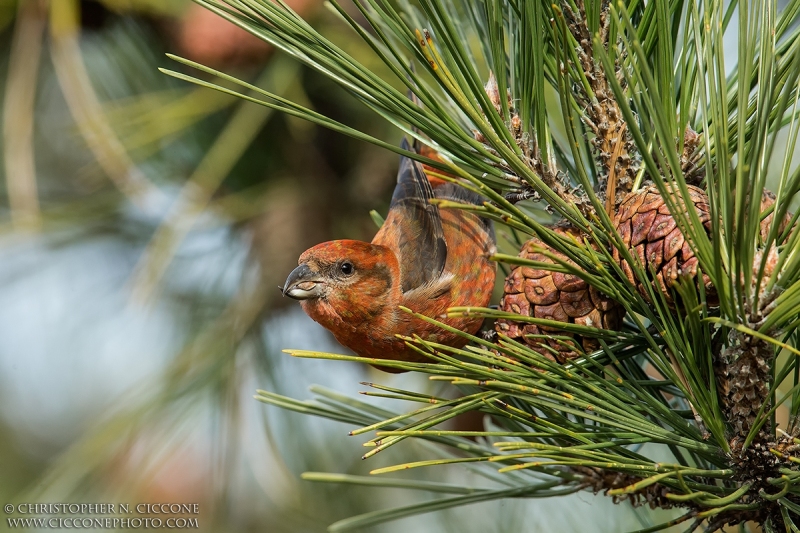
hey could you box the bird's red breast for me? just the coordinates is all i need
[283,140,496,371]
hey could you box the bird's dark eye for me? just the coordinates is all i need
[340,262,354,276]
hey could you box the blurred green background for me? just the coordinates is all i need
[0,1,655,531]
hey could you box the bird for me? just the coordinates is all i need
[282,139,496,371]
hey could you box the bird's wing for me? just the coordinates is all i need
[431,181,495,242]
[373,138,447,293]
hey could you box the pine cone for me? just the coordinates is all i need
[759,189,793,244]
[495,227,625,362]
[613,184,714,306]
[743,190,793,302]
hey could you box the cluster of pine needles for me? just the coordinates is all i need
[162,0,800,530]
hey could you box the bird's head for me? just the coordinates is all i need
[282,240,400,313]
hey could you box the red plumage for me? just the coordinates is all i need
[283,141,496,371]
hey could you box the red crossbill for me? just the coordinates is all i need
[282,140,496,371]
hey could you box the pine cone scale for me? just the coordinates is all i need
[524,276,560,305]
[646,240,664,265]
[504,269,524,293]
[631,209,658,244]
[639,191,666,212]
[521,264,550,279]
[561,289,593,317]
[552,272,587,291]
[648,214,676,241]
[535,302,570,327]
[664,228,684,261]
[618,192,647,221]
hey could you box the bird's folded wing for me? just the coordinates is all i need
[373,139,447,293]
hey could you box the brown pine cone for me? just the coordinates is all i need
[749,190,792,301]
[612,184,714,306]
[495,227,625,362]
[760,189,793,243]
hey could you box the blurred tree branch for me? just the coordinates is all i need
[49,0,165,210]
[129,60,299,305]
[3,0,46,231]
